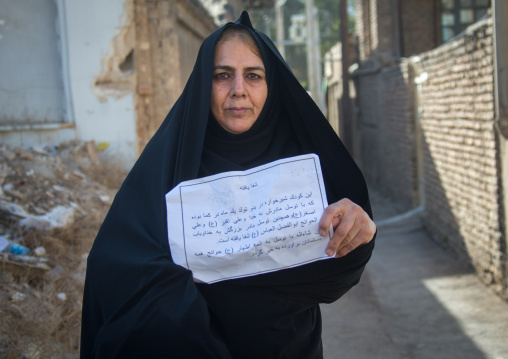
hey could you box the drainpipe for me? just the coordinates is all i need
[492,0,508,292]
[494,1,508,136]
[409,56,427,208]
[391,0,401,59]
[306,0,325,114]
[340,0,352,151]
[275,0,286,59]
[55,0,75,125]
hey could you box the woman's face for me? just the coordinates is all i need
[211,37,267,134]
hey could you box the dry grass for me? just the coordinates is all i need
[0,142,127,359]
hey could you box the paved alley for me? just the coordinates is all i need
[321,192,508,359]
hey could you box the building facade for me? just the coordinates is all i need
[0,0,216,165]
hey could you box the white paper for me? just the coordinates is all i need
[165,153,332,284]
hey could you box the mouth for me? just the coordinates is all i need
[227,107,251,116]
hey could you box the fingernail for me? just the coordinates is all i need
[319,229,327,237]
[326,249,335,257]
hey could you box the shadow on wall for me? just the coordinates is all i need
[416,19,503,291]
[420,119,502,288]
[353,64,418,212]
[420,131,465,259]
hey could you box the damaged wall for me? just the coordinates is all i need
[69,0,216,158]
[93,0,137,102]
[133,0,216,154]
[63,0,138,165]
[91,0,216,156]
[1,0,215,165]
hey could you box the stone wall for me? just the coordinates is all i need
[418,18,503,286]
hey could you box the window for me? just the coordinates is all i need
[440,0,491,42]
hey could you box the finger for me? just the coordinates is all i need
[336,216,377,257]
[318,199,353,237]
[325,205,361,256]
[335,230,369,257]
[336,235,364,258]
[335,210,373,252]
[336,216,362,253]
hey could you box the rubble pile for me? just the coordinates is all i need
[0,141,126,359]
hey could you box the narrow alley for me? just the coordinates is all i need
[321,191,508,359]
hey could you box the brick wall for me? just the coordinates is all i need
[399,0,437,57]
[373,0,394,56]
[355,0,371,60]
[134,0,216,153]
[353,63,417,210]
[354,72,378,183]
[355,0,395,61]
[356,0,438,61]
[353,0,505,293]
[379,63,417,207]
[418,18,503,286]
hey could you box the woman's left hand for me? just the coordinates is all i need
[318,198,376,258]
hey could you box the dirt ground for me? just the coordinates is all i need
[0,141,127,359]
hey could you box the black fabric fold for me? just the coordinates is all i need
[81,11,374,359]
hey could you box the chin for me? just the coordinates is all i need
[224,120,255,134]
[227,127,249,134]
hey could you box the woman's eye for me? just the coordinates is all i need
[215,73,230,80]
[246,73,262,80]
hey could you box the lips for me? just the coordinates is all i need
[227,107,251,116]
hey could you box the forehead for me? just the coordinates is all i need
[214,38,264,67]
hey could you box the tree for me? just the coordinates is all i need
[315,0,356,56]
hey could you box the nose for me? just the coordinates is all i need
[230,76,246,97]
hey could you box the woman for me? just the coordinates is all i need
[80,12,375,359]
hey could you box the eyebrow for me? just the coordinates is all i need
[213,65,266,73]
